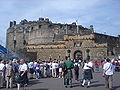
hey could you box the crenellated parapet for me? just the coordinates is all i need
[94,43,108,48]
[64,34,95,41]
[26,44,66,50]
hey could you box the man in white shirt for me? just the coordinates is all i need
[103,58,115,90]
[52,61,58,78]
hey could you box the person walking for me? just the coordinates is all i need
[63,57,74,88]
[103,58,115,90]
[81,59,93,88]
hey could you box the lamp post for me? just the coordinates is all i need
[86,48,90,60]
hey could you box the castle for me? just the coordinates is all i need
[6,18,120,61]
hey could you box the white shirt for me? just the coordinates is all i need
[103,62,114,75]
[74,63,80,67]
[52,63,58,69]
[0,63,5,71]
[34,62,37,68]
[83,62,93,70]
[28,62,34,68]
[19,63,28,72]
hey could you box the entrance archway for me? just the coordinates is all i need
[74,50,83,61]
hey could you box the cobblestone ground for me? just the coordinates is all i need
[1,72,120,90]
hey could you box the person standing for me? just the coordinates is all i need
[0,60,5,88]
[35,61,41,79]
[51,61,56,78]
[5,60,14,88]
[28,61,34,79]
[103,58,115,90]
[12,59,19,84]
[63,57,74,88]
[16,59,28,90]
[58,61,63,78]
[94,61,100,72]
[81,59,93,88]
[74,61,80,81]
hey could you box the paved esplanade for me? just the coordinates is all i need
[3,72,120,90]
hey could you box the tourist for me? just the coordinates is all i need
[16,59,28,90]
[35,60,41,79]
[63,57,74,88]
[103,58,115,90]
[94,61,100,72]
[58,61,63,78]
[5,60,14,88]
[12,59,19,84]
[51,61,57,78]
[28,61,34,79]
[0,60,5,88]
[46,61,51,77]
[81,59,93,88]
[74,60,80,81]
[55,61,59,78]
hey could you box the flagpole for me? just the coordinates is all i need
[76,20,79,34]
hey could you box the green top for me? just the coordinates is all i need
[65,60,74,69]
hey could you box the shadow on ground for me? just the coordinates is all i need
[28,79,43,86]
[113,85,120,90]
[90,84,104,87]
[32,88,48,90]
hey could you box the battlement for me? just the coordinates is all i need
[8,18,92,31]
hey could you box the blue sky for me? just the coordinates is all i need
[0,0,120,45]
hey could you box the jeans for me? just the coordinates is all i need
[35,69,40,79]
[64,78,72,86]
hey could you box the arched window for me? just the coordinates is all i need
[31,27,33,30]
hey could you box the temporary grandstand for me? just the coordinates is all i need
[0,40,19,60]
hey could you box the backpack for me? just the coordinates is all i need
[74,64,79,71]
[62,63,67,72]
[12,63,19,73]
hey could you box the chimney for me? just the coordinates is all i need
[90,25,94,33]
[13,21,16,26]
[10,21,13,27]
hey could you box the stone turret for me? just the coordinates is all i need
[20,19,28,25]
[9,21,13,27]
[9,21,16,27]
[13,21,16,26]
[44,18,49,23]
[90,25,94,33]
[39,18,44,21]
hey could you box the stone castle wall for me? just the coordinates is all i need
[6,18,120,60]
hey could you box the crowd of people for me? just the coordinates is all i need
[0,56,120,90]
